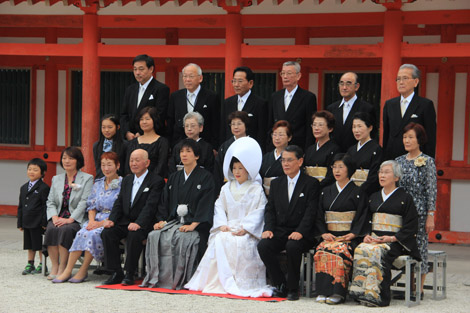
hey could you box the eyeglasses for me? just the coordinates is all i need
[281,158,297,163]
[396,76,412,82]
[378,170,394,175]
[279,71,298,77]
[230,122,244,127]
[311,123,326,128]
[184,124,199,129]
[272,133,287,138]
[231,79,247,85]
[338,81,357,87]
[182,74,199,80]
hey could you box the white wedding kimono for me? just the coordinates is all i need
[185,137,272,297]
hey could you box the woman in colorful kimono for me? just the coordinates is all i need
[349,160,420,307]
[185,137,271,297]
[314,153,367,305]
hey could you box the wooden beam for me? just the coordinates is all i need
[0,150,62,162]
[402,42,470,58]
[0,43,83,56]
[98,44,226,58]
[436,167,470,180]
[429,230,470,245]
[0,15,83,28]
[98,15,226,28]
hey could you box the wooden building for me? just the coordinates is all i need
[1,0,470,243]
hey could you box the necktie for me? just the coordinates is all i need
[288,180,295,202]
[137,85,145,107]
[237,98,244,111]
[131,180,141,205]
[103,139,113,152]
[187,93,195,112]
[28,181,33,192]
[343,102,350,124]
[285,94,292,111]
[401,99,408,117]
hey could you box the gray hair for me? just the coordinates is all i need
[399,64,421,80]
[341,72,359,83]
[183,111,204,126]
[283,61,301,73]
[182,63,202,76]
[380,160,402,180]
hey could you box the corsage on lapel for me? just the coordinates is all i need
[299,193,305,198]
[109,179,120,190]
[197,184,201,190]
[414,156,427,167]
[71,183,82,191]
[143,187,150,192]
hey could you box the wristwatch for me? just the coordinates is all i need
[428,212,435,217]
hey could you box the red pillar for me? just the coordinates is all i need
[379,8,403,145]
[165,28,179,93]
[43,28,58,184]
[81,5,100,175]
[434,25,457,233]
[295,27,309,90]
[224,9,242,98]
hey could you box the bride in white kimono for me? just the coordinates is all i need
[185,137,272,297]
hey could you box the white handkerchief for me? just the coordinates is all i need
[299,193,304,197]
[149,95,154,100]
[203,105,207,108]
[411,114,418,118]
[34,190,39,194]
[248,113,253,117]
[143,187,149,192]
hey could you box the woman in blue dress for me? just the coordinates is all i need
[52,152,122,283]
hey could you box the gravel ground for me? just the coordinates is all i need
[1,216,469,313]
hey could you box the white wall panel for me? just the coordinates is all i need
[452,73,467,161]
[451,181,470,232]
[0,160,29,205]
[425,73,439,114]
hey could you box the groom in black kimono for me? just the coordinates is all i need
[257,145,320,300]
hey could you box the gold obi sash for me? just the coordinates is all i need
[305,166,327,182]
[325,211,356,232]
[263,177,275,196]
[351,169,369,186]
[372,213,403,233]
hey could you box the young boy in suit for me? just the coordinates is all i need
[17,158,50,274]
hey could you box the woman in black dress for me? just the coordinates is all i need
[304,110,340,188]
[260,120,292,195]
[346,112,382,195]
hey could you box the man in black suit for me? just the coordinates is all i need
[257,145,320,301]
[101,149,165,285]
[383,64,437,159]
[220,66,267,150]
[120,54,170,140]
[167,63,220,148]
[326,72,376,152]
[267,61,317,150]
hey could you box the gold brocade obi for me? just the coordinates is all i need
[372,213,403,233]
[305,166,327,182]
[325,211,356,232]
[263,177,275,196]
[351,169,369,186]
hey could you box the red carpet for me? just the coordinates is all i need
[96,281,285,302]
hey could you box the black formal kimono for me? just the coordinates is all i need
[260,150,283,179]
[304,140,340,189]
[346,140,382,196]
[92,140,127,179]
[120,77,170,137]
[349,187,420,307]
[141,167,216,289]
[167,88,220,148]
[257,172,320,291]
[314,182,367,299]
[213,136,236,195]
[125,137,169,179]
[168,138,214,174]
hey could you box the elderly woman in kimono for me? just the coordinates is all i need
[185,137,272,297]
[140,139,216,290]
[349,160,420,307]
[314,153,367,305]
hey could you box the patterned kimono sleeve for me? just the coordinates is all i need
[425,157,437,213]
[86,180,100,212]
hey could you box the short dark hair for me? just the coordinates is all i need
[100,151,120,167]
[352,112,374,129]
[180,138,201,158]
[230,157,241,171]
[133,54,155,71]
[137,106,163,134]
[403,122,428,146]
[332,153,356,178]
[60,146,84,170]
[283,145,304,160]
[27,158,47,178]
[272,120,292,138]
[233,66,254,82]
[312,110,336,130]
[228,110,250,128]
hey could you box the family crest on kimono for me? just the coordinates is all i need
[349,160,420,307]
[185,137,272,297]
[314,153,367,305]
[141,138,215,290]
